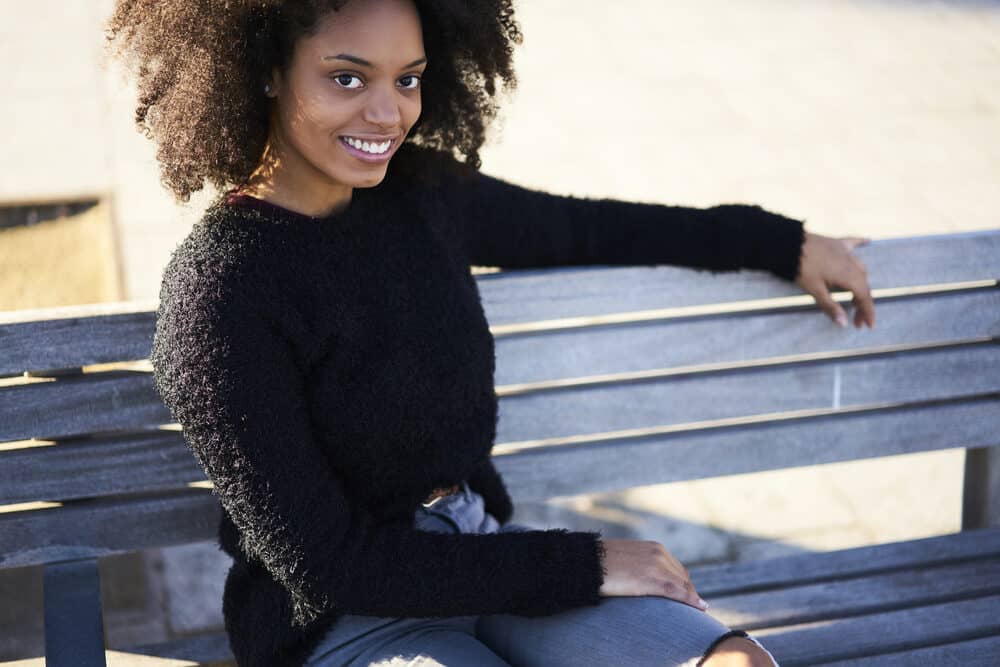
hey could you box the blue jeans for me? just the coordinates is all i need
[304,481,777,666]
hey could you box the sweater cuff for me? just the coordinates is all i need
[515,530,607,616]
[715,204,806,281]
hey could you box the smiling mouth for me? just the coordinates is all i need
[339,136,394,155]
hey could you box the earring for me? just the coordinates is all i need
[264,83,272,94]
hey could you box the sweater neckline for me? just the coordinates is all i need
[222,189,362,226]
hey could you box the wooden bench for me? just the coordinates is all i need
[1,229,998,666]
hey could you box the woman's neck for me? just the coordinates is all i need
[238,140,353,218]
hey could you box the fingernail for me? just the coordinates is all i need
[835,313,848,328]
[698,598,710,610]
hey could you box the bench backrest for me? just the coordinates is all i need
[1,229,997,571]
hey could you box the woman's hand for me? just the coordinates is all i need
[598,538,709,611]
[795,232,876,329]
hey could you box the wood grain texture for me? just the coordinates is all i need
[756,594,1000,666]
[0,309,156,377]
[0,371,172,443]
[0,489,220,569]
[494,396,1000,501]
[707,558,1000,630]
[0,430,201,505]
[691,527,1000,596]
[492,286,999,386]
[496,341,999,442]
[819,634,1000,666]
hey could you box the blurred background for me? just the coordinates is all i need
[1,0,998,659]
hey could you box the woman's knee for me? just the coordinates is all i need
[700,636,777,667]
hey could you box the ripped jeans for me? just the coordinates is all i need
[304,480,778,666]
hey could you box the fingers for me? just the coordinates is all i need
[654,544,707,610]
[851,276,876,329]
[600,539,709,609]
[810,283,849,327]
[800,234,876,329]
[659,576,708,611]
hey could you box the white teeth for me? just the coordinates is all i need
[343,137,391,154]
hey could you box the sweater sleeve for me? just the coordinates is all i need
[465,457,514,526]
[435,165,805,280]
[150,270,606,627]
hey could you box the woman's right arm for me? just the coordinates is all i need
[150,264,610,627]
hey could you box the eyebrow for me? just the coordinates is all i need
[324,53,427,69]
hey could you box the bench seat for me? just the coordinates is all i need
[4,528,995,665]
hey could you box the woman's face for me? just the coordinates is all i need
[267,0,425,194]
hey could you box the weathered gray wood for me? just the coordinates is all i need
[5,394,995,510]
[0,371,171,443]
[706,558,1000,630]
[755,595,1000,666]
[691,527,1000,597]
[0,303,157,377]
[963,445,1000,530]
[0,489,220,569]
[0,431,201,505]
[494,396,1000,501]
[496,342,1000,442]
[3,340,994,463]
[43,558,107,667]
[477,229,1000,325]
[493,285,999,386]
[820,634,1000,666]
[122,632,235,665]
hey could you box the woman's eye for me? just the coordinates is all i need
[333,74,364,89]
[398,75,421,90]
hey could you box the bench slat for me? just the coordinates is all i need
[756,594,1000,666]
[819,634,1000,666]
[692,527,1000,597]
[0,308,155,377]
[0,489,220,569]
[2,334,995,448]
[493,285,999,386]
[497,342,999,441]
[708,557,1000,630]
[5,395,994,509]
[477,230,1000,325]
[494,396,1000,500]
[0,371,171,443]
[0,431,201,505]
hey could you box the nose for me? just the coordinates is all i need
[362,85,402,129]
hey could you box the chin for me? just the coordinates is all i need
[347,169,390,188]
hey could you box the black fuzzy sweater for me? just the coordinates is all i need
[150,151,805,667]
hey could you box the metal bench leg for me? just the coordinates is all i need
[43,558,107,667]
[962,444,1000,530]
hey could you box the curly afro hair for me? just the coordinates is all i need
[105,0,522,202]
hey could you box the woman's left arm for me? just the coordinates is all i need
[437,164,876,328]
[438,166,805,280]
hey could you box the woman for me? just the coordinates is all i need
[107,1,875,665]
